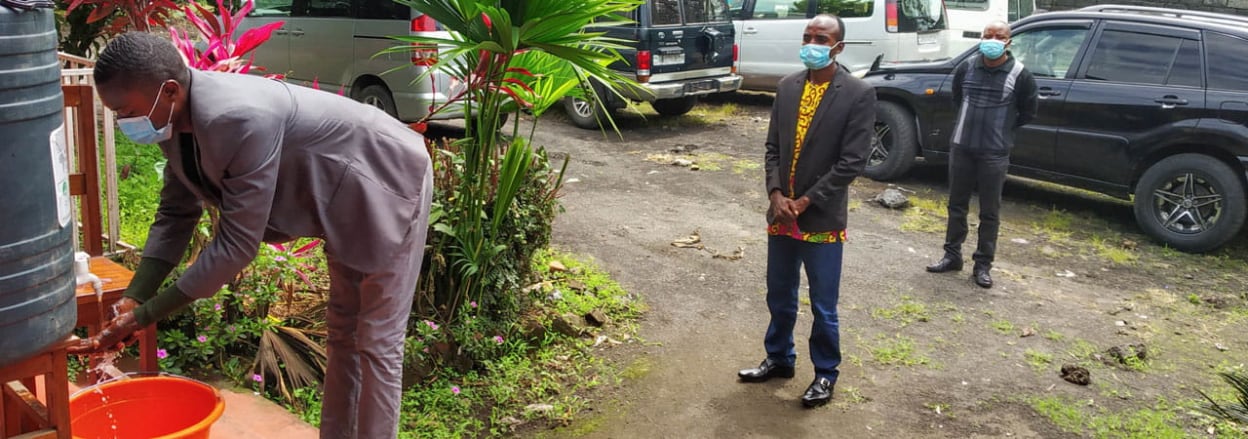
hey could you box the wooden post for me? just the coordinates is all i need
[62,84,103,256]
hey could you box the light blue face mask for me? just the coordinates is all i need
[979,39,1007,60]
[800,43,839,70]
[117,82,174,144]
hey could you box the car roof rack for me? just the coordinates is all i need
[1079,4,1248,28]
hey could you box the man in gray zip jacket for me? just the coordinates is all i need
[69,32,431,439]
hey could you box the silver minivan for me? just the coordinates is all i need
[244,0,460,121]
[728,0,949,91]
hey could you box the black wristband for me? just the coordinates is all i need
[123,257,176,303]
[133,285,196,327]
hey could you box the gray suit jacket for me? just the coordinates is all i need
[764,68,876,233]
[146,69,432,299]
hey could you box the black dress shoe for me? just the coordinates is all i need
[801,377,834,408]
[926,256,963,273]
[973,269,993,288]
[738,358,795,382]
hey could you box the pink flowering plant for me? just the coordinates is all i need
[168,0,284,74]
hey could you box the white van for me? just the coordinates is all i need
[945,0,1037,53]
[728,0,949,91]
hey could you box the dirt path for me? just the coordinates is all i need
[520,94,1248,438]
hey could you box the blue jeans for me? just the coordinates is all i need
[764,235,844,382]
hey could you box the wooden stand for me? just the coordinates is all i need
[75,257,157,381]
[0,338,72,439]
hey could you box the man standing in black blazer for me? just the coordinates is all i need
[737,14,876,408]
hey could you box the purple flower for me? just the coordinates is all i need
[274,255,287,262]
[493,335,504,344]
[214,303,222,311]
[156,348,168,359]
[424,320,439,331]
[197,335,208,343]
[422,347,429,353]
[470,301,478,308]
[227,325,236,332]
[451,385,461,395]
[252,374,263,383]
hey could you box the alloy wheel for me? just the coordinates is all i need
[869,122,891,167]
[1151,172,1224,234]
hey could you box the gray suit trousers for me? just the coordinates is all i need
[319,204,430,439]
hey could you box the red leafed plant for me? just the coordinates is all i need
[67,0,179,33]
[169,0,283,74]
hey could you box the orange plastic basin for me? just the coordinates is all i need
[70,375,225,439]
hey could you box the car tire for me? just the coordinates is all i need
[865,101,918,181]
[1133,153,1247,253]
[652,96,698,117]
[357,84,398,119]
[563,95,609,130]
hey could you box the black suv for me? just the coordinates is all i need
[563,0,742,129]
[862,5,1248,252]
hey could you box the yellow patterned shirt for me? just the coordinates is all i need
[768,80,846,244]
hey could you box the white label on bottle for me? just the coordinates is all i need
[50,124,71,228]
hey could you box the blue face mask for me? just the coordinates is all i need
[979,39,1007,60]
[800,43,837,70]
[117,82,175,144]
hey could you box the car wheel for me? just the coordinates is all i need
[1133,154,1247,253]
[652,96,698,117]
[865,101,918,181]
[357,84,398,119]
[563,95,608,130]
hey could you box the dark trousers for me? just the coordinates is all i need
[764,236,843,382]
[943,147,1009,269]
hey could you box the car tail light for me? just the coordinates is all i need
[637,50,651,83]
[731,43,739,74]
[411,15,437,66]
[885,0,899,32]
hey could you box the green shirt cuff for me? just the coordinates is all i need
[123,257,176,303]
[134,285,195,327]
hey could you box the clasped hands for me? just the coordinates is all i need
[770,191,811,223]
[67,297,142,355]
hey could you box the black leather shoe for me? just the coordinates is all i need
[926,256,963,273]
[973,269,993,288]
[737,358,795,383]
[801,377,834,408]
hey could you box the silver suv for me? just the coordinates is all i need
[243,0,460,121]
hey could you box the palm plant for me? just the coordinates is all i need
[384,0,643,324]
[1199,371,1248,425]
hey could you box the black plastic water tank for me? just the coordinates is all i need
[0,4,76,369]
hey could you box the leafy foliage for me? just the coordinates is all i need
[1200,371,1248,425]
[66,0,178,33]
[169,0,284,73]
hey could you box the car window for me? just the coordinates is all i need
[947,0,988,11]
[749,0,804,19]
[684,0,731,23]
[1166,39,1202,88]
[1010,27,1089,79]
[896,0,947,32]
[302,0,350,17]
[652,0,683,24]
[252,0,292,16]
[354,0,406,19]
[1206,32,1248,92]
[1084,29,1183,85]
[812,0,874,18]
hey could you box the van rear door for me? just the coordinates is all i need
[644,0,736,84]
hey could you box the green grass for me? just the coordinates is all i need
[1029,396,1188,439]
[731,159,761,175]
[900,195,948,234]
[951,313,966,324]
[871,295,931,326]
[869,335,931,367]
[1044,330,1066,342]
[991,319,1016,335]
[287,251,645,438]
[1092,235,1139,265]
[113,129,165,247]
[1067,339,1099,362]
[1024,349,1054,372]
